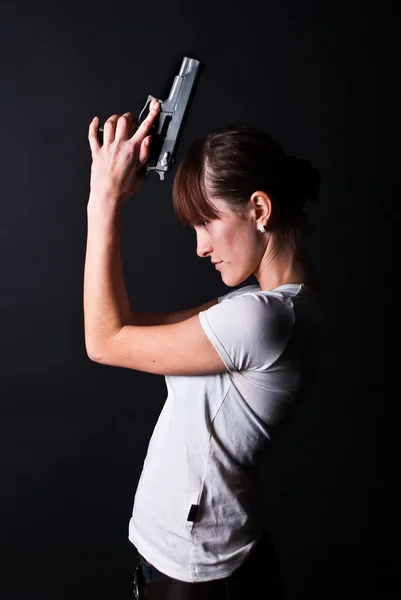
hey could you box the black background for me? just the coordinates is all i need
[1,0,400,598]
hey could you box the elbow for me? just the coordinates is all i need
[87,352,102,364]
[85,342,104,364]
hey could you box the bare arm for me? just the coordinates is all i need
[129,298,219,326]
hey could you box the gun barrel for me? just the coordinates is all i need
[144,56,202,180]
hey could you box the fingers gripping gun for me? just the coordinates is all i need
[99,56,202,181]
[138,56,202,181]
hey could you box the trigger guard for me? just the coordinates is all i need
[138,95,162,126]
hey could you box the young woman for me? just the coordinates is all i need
[85,100,324,599]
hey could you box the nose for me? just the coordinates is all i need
[195,230,213,259]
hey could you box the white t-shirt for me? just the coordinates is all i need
[128,283,324,582]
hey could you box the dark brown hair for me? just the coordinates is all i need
[172,124,321,253]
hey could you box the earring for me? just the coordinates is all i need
[257,224,266,233]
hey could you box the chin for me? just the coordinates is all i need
[221,271,249,288]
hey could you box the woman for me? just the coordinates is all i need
[85,100,324,599]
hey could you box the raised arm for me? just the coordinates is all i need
[130,298,218,326]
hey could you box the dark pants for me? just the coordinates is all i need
[133,531,284,599]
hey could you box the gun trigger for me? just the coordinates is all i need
[139,95,163,126]
[138,97,153,125]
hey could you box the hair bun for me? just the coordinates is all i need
[285,156,321,207]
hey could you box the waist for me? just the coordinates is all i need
[135,528,277,584]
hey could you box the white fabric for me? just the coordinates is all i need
[128,283,323,582]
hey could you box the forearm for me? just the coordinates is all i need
[83,197,133,359]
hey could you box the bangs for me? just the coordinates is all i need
[172,139,223,227]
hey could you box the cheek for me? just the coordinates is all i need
[222,227,238,246]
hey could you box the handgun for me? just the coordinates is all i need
[99,56,202,181]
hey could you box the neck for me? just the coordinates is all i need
[256,240,320,292]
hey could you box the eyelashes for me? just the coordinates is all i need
[191,220,210,230]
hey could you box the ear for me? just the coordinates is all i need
[251,191,272,223]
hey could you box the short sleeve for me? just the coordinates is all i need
[217,284,257,304]
[199,292,295,372]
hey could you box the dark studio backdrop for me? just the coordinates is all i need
[1,0,400,598]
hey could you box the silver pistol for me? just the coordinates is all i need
[99,56,202,181]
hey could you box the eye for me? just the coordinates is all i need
[192,220,209,230]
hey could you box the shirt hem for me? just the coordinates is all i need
[129,533,256,583]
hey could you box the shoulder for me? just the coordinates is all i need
[199,286,296,372]
[200,285,296,343]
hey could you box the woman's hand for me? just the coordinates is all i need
[88,99,160,206]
